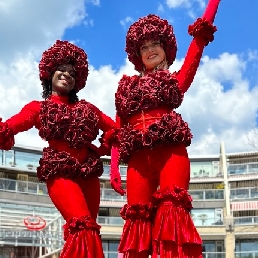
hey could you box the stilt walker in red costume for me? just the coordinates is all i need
[0,40,118,258]
[110,0,221,257]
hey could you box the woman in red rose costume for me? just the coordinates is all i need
[0,40,117,258]
[110,1,221,257]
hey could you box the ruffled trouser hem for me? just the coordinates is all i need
[118,204,153,257]
[60,215,104,258]
[119,186,203,258]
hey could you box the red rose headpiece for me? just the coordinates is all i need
[39,40,88,92]
[126,14,177,72]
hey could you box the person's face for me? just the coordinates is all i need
[140,40,166,70]
[51,64,76,96]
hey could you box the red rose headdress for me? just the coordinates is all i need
[39,40,88,92]
[126,14,177,72]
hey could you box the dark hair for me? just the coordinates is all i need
[41,79,79,103]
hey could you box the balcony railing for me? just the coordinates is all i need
[2,146,258,178]
[0,178,226,204]
[97,216,123,226]
[228,163,258,175]
[202,253,225,258]
[234,216,258,225]
[189,189,224,200]
[230,187,258,200]
[235,251,258,258]
[103,252,227,258]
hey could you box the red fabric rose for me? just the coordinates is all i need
[188,17,217,46]
[63,215,100,241]
[119,111,192,163]
[0,121,15,150]
[39,100,99,148]
[37,147,103,182]
[116,70,183,120]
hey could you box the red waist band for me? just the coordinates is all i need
[127,107,172,130]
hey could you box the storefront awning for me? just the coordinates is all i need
[231,201,258,211]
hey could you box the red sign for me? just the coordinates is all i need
[24,216,46,231]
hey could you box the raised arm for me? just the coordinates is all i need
[0,101,40,150]
[175,0,221,94]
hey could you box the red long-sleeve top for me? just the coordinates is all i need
[0,95,117,181]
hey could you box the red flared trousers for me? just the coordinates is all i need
[119,144,202,258]
[47,176,104,258]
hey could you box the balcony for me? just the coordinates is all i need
[202,253,225,258]
[235,252,258,258]
[228,163,258,175]
[230,187,258,200]
[234,216,258,226]
[189,189,224,201]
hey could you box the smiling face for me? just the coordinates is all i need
[140,40,166,71]
[51,64,76,96]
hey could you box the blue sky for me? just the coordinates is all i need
[0,0,258,155]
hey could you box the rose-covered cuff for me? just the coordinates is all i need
[0,121,15,150]
[188,17,217,46]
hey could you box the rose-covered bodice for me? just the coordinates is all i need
[115,70,192,163]
[115,70,183,121]
[39,98,99,149]
[0,94,117,157]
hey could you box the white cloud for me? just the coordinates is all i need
[120,16,134,28]
[158,3,165,13]
[89,0,100,6]
[166,0,205,9]
[165,0,206,18]
[0,0,86,64]
[171,53,258,154]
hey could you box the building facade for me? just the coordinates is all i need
[0,142,257,258]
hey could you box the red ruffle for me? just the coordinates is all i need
[116,70,183,120]
[0,121,15,150]
[188,17,217,46]
[152,186,202,256]
[39,100,99,148]
[119,111,192,163]
[152,243,203,258]
[120,203,154,220]
[119,204,154,254]
[37,146,103,182]
[61,216,104,258]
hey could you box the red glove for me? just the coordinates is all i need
[110,144,126,196]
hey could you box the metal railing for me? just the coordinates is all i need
[202,253,225,258]
[0,178,226,202]
[234,216,258,225]
[235,251,258,258]
[190,189,224,200]
[230,187,258,200]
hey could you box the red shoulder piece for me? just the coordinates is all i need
[0,101,40,149]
